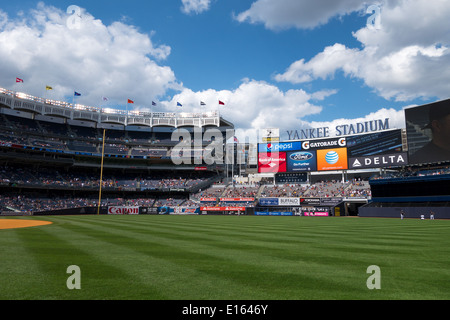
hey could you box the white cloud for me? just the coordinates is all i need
[0,1,435,144]
[160,79,337,141]
[235,0,364,30]
[0,3,337,140]
[0,3,179,107]
[274,0,450,102]
[181,0,212,15]
[274,43,362,83]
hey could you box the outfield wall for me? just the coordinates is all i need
[358,207,450,219]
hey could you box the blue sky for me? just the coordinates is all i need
[0,0,449,140]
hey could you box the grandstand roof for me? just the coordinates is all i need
[0,88,234,130]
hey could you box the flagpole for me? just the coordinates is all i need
[97,128,106,215]
[44,86,52,104]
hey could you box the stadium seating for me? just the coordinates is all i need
[0,92,447,217]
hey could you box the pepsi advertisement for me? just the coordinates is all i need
[287,150,317,172]
[258,141,303,153]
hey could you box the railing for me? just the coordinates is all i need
[0,87,221,127]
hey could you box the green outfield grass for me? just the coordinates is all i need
[1,215,449,300]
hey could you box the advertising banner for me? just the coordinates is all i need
[258,142,302,153]
[171,207,199,215]
[304,212,329,216]
[200,206,246,211]
[348,152,408,169]
[258,198,279,206]
[255,211,293,216]
[301,138,347,150]
[320,197,343,206]
[278,197,300,206]
[219,198,255,202]
[108,206,139,215]
[258,152,287,173]
[287,150,317,172]
[316,148,348,171]
[200,198,218,202]
[300,198,321,205]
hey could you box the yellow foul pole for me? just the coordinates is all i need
[97,129,106,215]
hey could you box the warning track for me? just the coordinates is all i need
[0,219,53,230]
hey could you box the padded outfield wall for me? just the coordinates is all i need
[359,173,450,218]
[358,206,450,219]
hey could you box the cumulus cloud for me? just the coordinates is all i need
[181,0,212,15]
[158,79,338,141]
[274,0,450,102]
[0,2,340,140]
[235,0,364,30]
[0,3,179,108]
[0,1,431,144]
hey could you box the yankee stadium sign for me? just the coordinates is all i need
[286,118,390,140]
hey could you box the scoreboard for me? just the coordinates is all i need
[258,129,407,173]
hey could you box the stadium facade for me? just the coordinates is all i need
[0,87,449,218]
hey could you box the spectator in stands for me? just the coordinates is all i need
[410,103,450,164]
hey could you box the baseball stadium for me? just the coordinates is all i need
[1,87,449,303]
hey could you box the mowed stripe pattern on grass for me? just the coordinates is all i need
[0,215,449,300]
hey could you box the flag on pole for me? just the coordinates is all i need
[102,97,108,101]
[234,136,239,143]
[200,101,206,106]
[177,102,182,107]
[74,92,81,96]
[127,99,134,104]
[46,86,53,90]
[16,78,24,83]
[219,100,225,105]
[152,101,157,106]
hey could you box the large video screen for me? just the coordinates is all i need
[405,99,450,165]
[258,129,408,173]
[346,129,407,169]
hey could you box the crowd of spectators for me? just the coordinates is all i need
[260,184,308,198]
[0,195,200,214]
[194,184,226,199]
[343,180,372,198]
[306,180,347,198]
[0,164,211,191]
[222,184,260,198]
[0,177,375,214]
[371,166,450,180]
[0,195,100,214]
[0,113,185,157]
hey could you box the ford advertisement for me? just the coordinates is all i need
[287,151,317,172]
